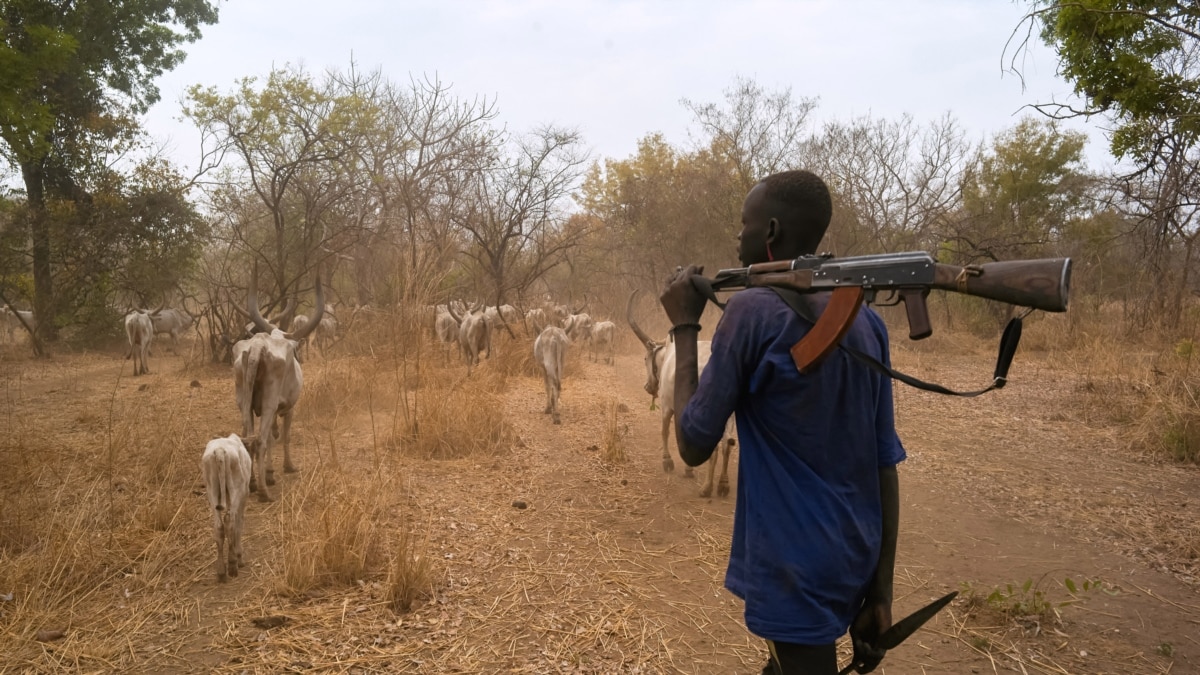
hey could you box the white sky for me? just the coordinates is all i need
[142,0,1114,174]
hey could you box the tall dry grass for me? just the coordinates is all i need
[271,457,394,595]
[974,295,1200,463]
[0,369,213,666]
[600,399,628,464]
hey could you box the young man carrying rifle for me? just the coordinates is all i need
[659,170,904,675]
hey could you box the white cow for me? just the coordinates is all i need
[627,292,736,499]
[150,307,195,352]
[124,310,155,376]
[525,307,549,336]
[434,304,461,362]
[315,310,338,353]
[200,433,253,581]
[562,312,593,343]
[233,271,324,502]
[450,303,490,374]
[534,326,570,424]
[589,320,616,364]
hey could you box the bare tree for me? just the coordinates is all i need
[682,76,818,190]
[454,126,589,334]
[184,64,372,302]
[808,113,973,254]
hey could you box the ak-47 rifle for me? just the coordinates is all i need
[695,251,1072,393]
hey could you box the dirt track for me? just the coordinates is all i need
[1,336,1199,674]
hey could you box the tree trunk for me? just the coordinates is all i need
[21,160,57,344]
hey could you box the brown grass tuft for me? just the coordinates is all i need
[600,399,628,464]
[390,372,515,459]
[273,464,393,594]
[386,523,433,613]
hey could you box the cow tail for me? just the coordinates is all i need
[215,450,229,512]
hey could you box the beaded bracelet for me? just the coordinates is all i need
[669,323,702,336]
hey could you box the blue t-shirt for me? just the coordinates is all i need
[679,287,906,645]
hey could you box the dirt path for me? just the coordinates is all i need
[2,339,1199,674]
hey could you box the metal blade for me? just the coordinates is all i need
[879,591,958,650]
[837,592,959,675]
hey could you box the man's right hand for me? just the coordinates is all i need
[848,598,891,673]
[659,263,707,328]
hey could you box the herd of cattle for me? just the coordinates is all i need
[2,285,735,582]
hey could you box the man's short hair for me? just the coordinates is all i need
[760,170,832,254]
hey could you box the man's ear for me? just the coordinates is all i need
[766,217,779,243]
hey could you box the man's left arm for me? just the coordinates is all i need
[659,265,738,467]
[851,319,907,672]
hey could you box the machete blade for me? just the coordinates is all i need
[879,591,958,651]
[837,591,959,675]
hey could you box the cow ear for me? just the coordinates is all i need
[289,339,303,363]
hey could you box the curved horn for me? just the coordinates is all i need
[285,277,324,341]
[149,293,167,316]
[626,290,656,348]
[247,263,277,334]
[447,300,463,323]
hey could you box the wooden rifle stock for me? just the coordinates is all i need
[931,259,1070,313]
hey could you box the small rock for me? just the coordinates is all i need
[251,615,289,630]
[616,403,629,413]
[190,380,202,388]
[586,444,598,452]
[36,629,66,642]
[621,479,627,486]
[137,384,149,392]
[511,500,528,510]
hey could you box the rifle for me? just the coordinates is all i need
[695,252,1072,393]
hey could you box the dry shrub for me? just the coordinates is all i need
[1130,343,1200,463]
[304,354,399,423]
[274,465,393,594]
[387,523,433,613]
[488,332,539,378]
[333,306,426,359]
[390,369,515,460]
[600,399,628,464]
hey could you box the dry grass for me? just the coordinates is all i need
[386,523,433,613]
[600,399,628,464]
[390,373,516,459]
[272,463,393,595]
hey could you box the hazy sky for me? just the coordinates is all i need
[142,0,1113,174]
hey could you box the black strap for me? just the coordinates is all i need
[768,287,1022,398]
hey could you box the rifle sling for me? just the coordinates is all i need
[767,287,1023,398]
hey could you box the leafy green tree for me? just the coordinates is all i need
[0,0,218,340]
[947,118,1091,263]
[1025,0,1200,160]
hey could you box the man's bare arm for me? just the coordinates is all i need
[670,325,716,467]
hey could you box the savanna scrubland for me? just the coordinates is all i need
[2,2,1200,673]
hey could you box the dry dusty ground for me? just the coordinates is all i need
[1,330,1199,674]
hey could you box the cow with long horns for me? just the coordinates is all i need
[626,291,736,498]
[232,268,324,502]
